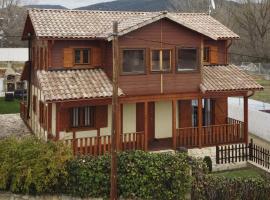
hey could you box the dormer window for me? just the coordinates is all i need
[74,49,90,65]
[177,47,198,71]
[151,49,171,72]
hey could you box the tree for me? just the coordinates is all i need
[232,0,270,62]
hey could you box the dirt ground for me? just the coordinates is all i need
[0,114,31,138]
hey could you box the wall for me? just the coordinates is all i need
[116,19,203,96]
[155,101,172,139]
[228,101,270,142]
[122,103,136,133]
[0,77,4,96]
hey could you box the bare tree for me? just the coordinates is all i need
[233,0,270,61]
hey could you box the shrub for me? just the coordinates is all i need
[0,137,72,194]
[64,151,193,199]
[192,174,270,200]
[203,156,212,172]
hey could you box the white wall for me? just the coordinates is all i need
[228,103,270,142]
[155,101,172,139]
[122,103,136,133]
[0,78,4,96]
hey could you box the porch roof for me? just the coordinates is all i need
[201,64,264,93]
[37,68,124,101]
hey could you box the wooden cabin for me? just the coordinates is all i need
[20,9,263,155]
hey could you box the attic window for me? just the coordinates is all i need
[177,48,198,71]
[74,49,90,65]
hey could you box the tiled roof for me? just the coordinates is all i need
[37,68,124,101]
[26,9,239,40]
[201,65,263,93]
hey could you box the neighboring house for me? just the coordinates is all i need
[20,9,263,153]
[0,48,28,96]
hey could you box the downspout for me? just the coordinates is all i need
[27,33,32,119]
[226,39,233,64]
[247,90,255,98]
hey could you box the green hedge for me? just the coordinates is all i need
[0,137,72,194]
[64,151,193,199]
[192,174,270,200]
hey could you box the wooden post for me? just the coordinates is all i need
[244,96,248,144]
[110,21,119,200]
[172,100,177,150]
[116,104,121,151]
[144,102,148,151]
[198,97,203,148]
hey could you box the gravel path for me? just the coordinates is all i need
[0,114,31,138]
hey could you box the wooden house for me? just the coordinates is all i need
[20,9,263,154]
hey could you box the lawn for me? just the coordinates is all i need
[251,75,270,104]
[213,168,263,179]
[0,97,20,114]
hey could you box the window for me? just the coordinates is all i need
[151,49,171,72]
[203,47,210,63]
[33,95,37,113]
[122,49,145,74]
[177,48,198,71]
[74,49,90,64]
[39,101,44,125]
[71,106,95,128]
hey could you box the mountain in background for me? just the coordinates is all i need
[76,0,238,12]
[25,5,67,9]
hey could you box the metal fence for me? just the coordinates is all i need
[239,62,270,79]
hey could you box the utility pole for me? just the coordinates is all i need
[110,21,119,200]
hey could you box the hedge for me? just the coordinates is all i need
[192,174,270,200]
[64,151,193,199]
[0,137,72,194]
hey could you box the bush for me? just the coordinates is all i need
[64,151,193,199]
[0,137,72,194]
[203,156,212,172]
[192,174,270,200]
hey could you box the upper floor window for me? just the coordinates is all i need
[71,106,95,128]
[122,49,145,74]
[203,47,210,63]
[74,49,90,65]
[151,49,171,72]
[177,48,198,71]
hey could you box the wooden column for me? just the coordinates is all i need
[172,100,177,150]
[198,97,203,148]
[116,104,122,151]
[144,102,148,151]
[244,96,248,144]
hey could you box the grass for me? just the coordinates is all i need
[251,75,270,104]
[0,97,20,114]
[213,168,263,179]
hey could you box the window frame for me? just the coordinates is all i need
[73,48,91,65]
[150,48,172,73]
[120,48,147,75]
[70,106,96,129]
[176,47,200,73]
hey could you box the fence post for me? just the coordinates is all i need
[72,131,77,155]
[249,138,253,161]
[216,146,220,164]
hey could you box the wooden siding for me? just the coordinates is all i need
[178,100,192,128]
[212,97,228,125]
[115,19,202,95]
[51,40,103,68]
[204,40,227,65]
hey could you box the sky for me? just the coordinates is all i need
[23,0,114,9]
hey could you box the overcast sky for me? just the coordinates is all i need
[23,0,114,9]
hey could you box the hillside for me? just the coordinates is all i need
[25,5,67,9]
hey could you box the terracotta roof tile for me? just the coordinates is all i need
[37,68,124,101]
[201,65,263,93]
[27,9,239,40]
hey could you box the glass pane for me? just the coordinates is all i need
[74,50,81,64]
[162,50,171,71]
[177,48,198,71]
[123,50,145,73]
[151,50,160,71]
[83,49,89,64]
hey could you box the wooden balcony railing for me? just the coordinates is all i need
[176,118,245,148]
[121,131,144,151]
[65,131,145,156]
